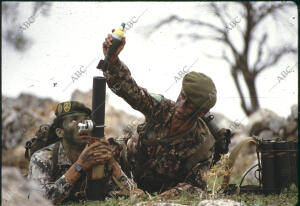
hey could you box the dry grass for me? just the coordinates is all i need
[203,154,232,198]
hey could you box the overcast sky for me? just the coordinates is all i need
[2,1,298,123]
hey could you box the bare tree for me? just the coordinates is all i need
[145,2,297,116]
[2,2,52,52]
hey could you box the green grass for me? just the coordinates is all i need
[59,184,298,206]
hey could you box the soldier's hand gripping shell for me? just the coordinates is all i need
[102,32,126,64]
[76,139,112,171]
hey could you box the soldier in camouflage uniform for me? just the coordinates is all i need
[98,33,230,197]
[27,101,138,204]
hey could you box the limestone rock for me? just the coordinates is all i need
[268,117,288,134]
[2,166,52,206]
[2,107,43,149]
[70,89,92,109]
[198,199,244,206]
[135,202,186,206]
[246,109,278,136]
[258,130,274,141]
[2,93,57,149]
[289,104,298,120]
[244,107,298,141]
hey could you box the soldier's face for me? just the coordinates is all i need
[174,89,198,120]
[62,113,91,147]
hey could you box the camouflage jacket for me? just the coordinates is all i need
[103,59,216,191]
[27,141,134,204]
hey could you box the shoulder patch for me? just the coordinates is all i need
[150,93,162,103]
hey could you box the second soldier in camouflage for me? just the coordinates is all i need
[27,101,139,204]
[98,33,230,197]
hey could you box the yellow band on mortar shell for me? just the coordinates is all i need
[113,29,124,37]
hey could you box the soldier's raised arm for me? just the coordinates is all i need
[98,33,172,121]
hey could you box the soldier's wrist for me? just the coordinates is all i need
[75,160,87,171]
[74,162,85,174]
[65,164,82,184]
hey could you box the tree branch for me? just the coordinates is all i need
[147,15,225,36]
[255,46,297,74]
[205,49,234,66]
[211,3,240,61]
[176,33,223,42]
[253,4,286,26]
[253,33,268,71]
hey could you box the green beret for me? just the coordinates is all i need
[55,101,91,119]
[182,71,217,111]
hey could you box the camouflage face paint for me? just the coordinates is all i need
[174,89,198,120]
[62,113,90,149]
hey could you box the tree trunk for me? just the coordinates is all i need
[231,67,260,116]
[231,69,251,116]
[245,76,260,114]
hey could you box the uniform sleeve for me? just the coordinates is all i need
[107,164,140,198]
[27,151,74,204]
[117,169,136,191]
[102,59,171,121]
[159,182,203,197]
[184,154,214,189]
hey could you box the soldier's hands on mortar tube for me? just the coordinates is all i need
[102,31,126,64]
[76,139,112,171]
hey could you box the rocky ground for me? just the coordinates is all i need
[1,91,298,205]
[2,167,52,206]
[2,90,138,175]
